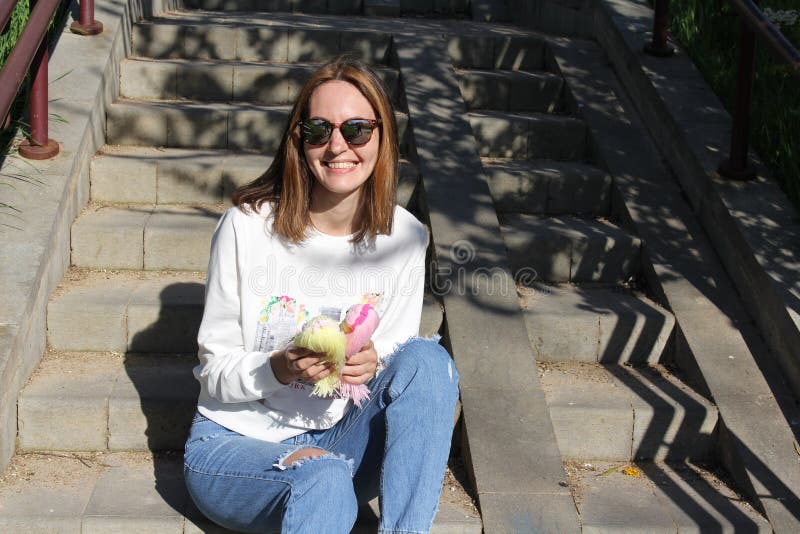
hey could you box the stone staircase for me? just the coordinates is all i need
[448,42,770,530]
[0,0,790,532]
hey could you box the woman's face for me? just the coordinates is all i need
[302,80,380,204]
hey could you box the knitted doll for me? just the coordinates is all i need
[339,303,380,407]
[292,303,380,407]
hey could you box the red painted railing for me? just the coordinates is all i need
[645,0,800,180]
[0,0,102,160]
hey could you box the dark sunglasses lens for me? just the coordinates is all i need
[302,120,332,145]
[340,120,374,145]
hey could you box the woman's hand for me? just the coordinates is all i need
[271,345,334,385]
[341,340,378,385]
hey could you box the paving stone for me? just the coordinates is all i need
[457,70,511,110]
[468,111,528,159]
[91,147,267,205]
[165,103,229,149]
[106,102,168,146]
[484,159,610,215]
[477,493,579,533]
[18,353,119,451]
[363,0,401,18]
[157,158,225,204]
[541,363,634,460]
[83,457,187,533]
[119,59,177,100]
[109,356,198,450]
[460,387,569,495]
[236,27,289,62]
[131,23,184,59]
[71,205,151,269]
[457,69,563,113]
[228,106,289,151]
[126,276,206,353]
[287,29,341,62]
[649,462,771,532]
[47,279,138,352]
[176,62,235,101]
[619,365,717,462]
[91,154,157,204]
[493,36,546,71]
[577,462,678,533]
[447,35,495,69]
[233,63,296,104]
[501,214,641,283]
[0,453,100,533]
[521,283,673,364]
[183,25,237,60]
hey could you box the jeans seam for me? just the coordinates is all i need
[184,461,295,486]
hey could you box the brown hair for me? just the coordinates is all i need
[232,56,399,244]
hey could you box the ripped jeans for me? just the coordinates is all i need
[183,338,460,534]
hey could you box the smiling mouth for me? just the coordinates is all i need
[325,162,358,169]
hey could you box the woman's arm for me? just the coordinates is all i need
[195,209,288,403]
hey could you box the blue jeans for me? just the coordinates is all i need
[183,338,460,534]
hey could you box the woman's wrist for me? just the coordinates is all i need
[270,350,293,385]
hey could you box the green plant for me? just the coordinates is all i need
[669,0,800,208]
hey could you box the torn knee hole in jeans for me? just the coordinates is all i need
[273,446,354,474]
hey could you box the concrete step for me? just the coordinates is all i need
[468,110,586,161]
[180,0,468,15]
[47,270,444,353]
[0,451,481,532]
[132,18,392,64]
[71,204,225,271]
[540,361,717,462]
[18,353,198,451]
[483,158,611,216]
[447,35,546,72]
[106,100,409,153]
[500,214,641,283]
[518,283,674,364]
[470,0,511,22]
[90,146,420,208]
[566,460,770,532]
[456,69,563,112]
[120,58,401,106]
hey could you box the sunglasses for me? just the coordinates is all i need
[300,118,381,146]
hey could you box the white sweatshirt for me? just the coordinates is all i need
[194,204,428,442]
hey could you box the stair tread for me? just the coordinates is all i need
[47,270,443,353]
[501,214,641,283]
[518,283,672,363]
[0,451,480,532]
[568,460,770,532]
[539,360,717,463]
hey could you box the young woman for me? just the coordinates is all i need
[183,56,460,534]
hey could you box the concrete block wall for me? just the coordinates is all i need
[0,0,180,472]
[506,0,594,37]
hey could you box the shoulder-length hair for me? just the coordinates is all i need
[232,55,399,244]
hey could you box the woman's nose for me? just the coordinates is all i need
[327,126,348,153]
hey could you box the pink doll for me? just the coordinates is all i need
[292,303,380,407]
[339,303,380,407]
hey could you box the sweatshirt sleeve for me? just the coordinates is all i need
[371,220,429,360]
[194,209,284,403]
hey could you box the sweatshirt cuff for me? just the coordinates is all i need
[251,350,285,397]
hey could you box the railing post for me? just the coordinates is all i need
[70,0,103,36]
[18,38,59,160]
[644,0,675,57]
[718,18,757,180]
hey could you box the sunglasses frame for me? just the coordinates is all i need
[299,118,382,146]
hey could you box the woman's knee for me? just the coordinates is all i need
[388,338,460,394]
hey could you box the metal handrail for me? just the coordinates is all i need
[0,0,102,160]
[645,0,800,180]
